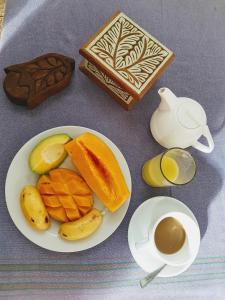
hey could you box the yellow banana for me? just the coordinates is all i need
[59,208,103,241]
[20,185,50,230]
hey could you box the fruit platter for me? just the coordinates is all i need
[5,126,132,252]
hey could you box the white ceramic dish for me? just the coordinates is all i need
[128,196,200,277]
[5,126,132,252]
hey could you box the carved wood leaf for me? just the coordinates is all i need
[90,15,170,90]
[91,20,122,67]
[87,62,131,102]
[23,57,67,92]
[115,18,143,68]
[117,36,169,88]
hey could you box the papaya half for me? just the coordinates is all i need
[65,132,130,213]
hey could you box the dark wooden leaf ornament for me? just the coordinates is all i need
[3,53,75,108]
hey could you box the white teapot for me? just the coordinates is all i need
[150,88,214,153]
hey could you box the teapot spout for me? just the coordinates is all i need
[158,87,178,111]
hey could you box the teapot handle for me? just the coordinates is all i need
[192,126,214,153]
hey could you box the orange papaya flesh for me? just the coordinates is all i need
[65,132,130,212]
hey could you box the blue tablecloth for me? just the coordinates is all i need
[0,0,225,299]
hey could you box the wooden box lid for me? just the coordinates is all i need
[80,11,175,100]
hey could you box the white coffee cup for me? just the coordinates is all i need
[135,212,200,267]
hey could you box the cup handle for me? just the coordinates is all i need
[192,126,214,153]
[135,237,149,250]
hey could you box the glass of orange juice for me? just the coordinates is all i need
[142,148,196,187]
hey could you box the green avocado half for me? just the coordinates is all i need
[29,134,72,174]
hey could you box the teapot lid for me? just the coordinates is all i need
[177,100,207,129]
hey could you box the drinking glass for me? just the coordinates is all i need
[142,148,196,187]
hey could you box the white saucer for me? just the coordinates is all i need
[128,196,200,277]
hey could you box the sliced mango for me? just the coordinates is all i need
[38,184,55,195]
[65,207,81,221]
[49,168,77,182]
[58,195,77,209]
[65,132,130,212]
[47,207,69,223]
[42,195,61,207]
[38,168,93,222]
[73,195,93,207]
[79,206,92,216]
[51,182,70,195]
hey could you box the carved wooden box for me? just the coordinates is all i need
[79,11,175,110]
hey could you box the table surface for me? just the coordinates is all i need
[0,1,225,299]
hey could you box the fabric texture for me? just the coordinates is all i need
[0,0,225,298]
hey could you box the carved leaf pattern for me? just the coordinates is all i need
[87,62,131,102]
[24,57,67,92]
[91,16,169,90]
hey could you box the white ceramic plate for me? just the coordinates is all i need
[5,126,132,252]
[128,196,200,277]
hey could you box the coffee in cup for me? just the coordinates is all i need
[154,217,186,255]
